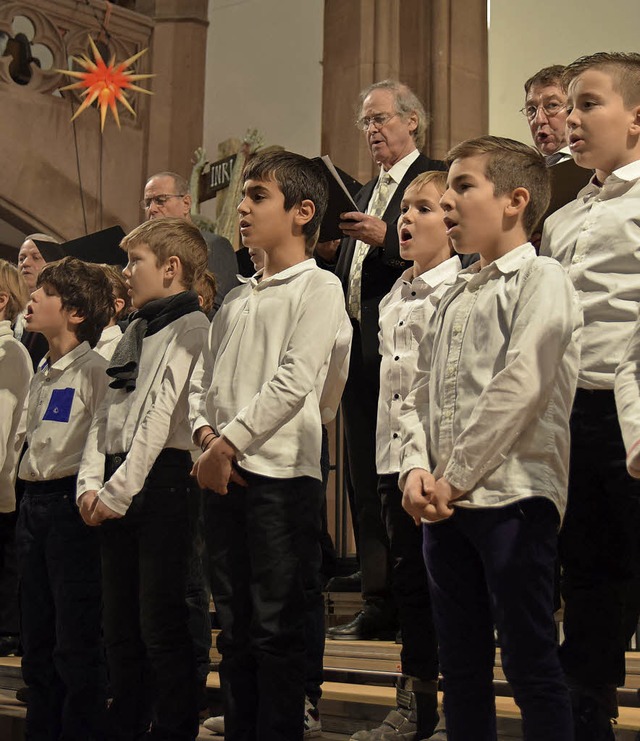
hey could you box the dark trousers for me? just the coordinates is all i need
[100,449,198,741]
[341,323,393,610]
[423,498,572,741]
[185,486,212,688]
[204,469,323,741]
[379,473,438,681]
[16,477,107,741]
[560,389,640,693]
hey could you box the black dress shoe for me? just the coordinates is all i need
[326,610,397,641]
[325,570,362,593]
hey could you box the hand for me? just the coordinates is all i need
[315,239,341,262]
[78,490,99,526]
[402,469,436,525]
[90,498,122,526]
[191,436,246,494]
[339,211,387,246]
[422,478,464,523]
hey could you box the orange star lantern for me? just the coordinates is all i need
[57,36,154,131]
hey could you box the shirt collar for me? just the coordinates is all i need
[249,258,316,289]
[458,243,536,284]
[39,341,92,374]
[607,159,640,183]
[0,320,13,339]
[98,324,122,342]
[381,149,420,185]
[401,255,463,290]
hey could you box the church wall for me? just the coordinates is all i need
[488,0,640,145]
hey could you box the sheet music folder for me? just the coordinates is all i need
[313,155,362,242]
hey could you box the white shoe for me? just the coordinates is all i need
[203,715,225,734]
[304,697,322,738]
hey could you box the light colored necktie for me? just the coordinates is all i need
[348,173,393,321]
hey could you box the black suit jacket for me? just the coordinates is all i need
[334,152,446,378]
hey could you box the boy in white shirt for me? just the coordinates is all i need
[94,263,130,360]
[401,136,582,740]
[350,171,460,741]
[78,217,210,740]
[616,312,640,478]
[540,52,640,739]
[16,256,114,740]
[189,150,350,740]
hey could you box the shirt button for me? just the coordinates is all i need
[411,291,416,297]
[393,393,400,400]
[394,356,400,361]
[392,433,399,439]
[398,321,404,326]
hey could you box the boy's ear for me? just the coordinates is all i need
[0,291,8,314]
[629,104,640,136]
[294,199,316,228]
[505,186,530,219]
[164,255,181,279]
[66,308,85,327]
[113,297,126,316]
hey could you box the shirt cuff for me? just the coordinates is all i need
[220,417,253,455]
[627,439,640,479]
[398,457,432,489]
[98,486,132,517]
[191,416,213,446]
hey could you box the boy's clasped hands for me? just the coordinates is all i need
[402,469,464,524]
[191,429,247,495]
[78,491,122,526]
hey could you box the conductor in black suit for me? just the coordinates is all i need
[320,80,445,641]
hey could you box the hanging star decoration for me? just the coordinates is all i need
[56,36,154,132]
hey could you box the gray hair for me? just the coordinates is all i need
[358,80,428,150]
[24,233,59,244]
[147,171,190,195]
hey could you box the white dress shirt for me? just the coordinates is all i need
[615,310,640,477]
[95,323,123,361]
[399,244,582,517]
[376,257,462,474]
[0,321,32,511]
[78,312,210,514]
[189,259,351,481]
[541,160,640,390]
[19,342,109,483]
[347,149,421,307]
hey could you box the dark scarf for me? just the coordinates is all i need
[107,291,200,392]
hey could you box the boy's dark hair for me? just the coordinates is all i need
[563,52,640,107]
[121,218,208,289]
[37,257,115,347]
[524,65,566,95]
[445,136,551,237]
[100,263,132,322]
[242,150,328,249]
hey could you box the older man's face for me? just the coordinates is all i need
[360,89,418,170]
[524,82,569,156]
[143,175,191,220]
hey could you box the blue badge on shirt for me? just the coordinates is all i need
[42,388,75,423]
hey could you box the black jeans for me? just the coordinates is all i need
[379,473,438,681]
[424,498,572,741]
[204,469,323,741]
[100,449,198,741]
[560,388,640,692]
[16,476,107,741]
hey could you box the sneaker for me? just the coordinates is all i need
[304,697,322,738]
[203,715,225,734]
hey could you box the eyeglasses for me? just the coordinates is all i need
[355,113,399,131]
[519,101,567,121]
[140,193,186,210]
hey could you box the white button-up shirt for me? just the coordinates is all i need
[78,312,210,514]
[615,309,640,477]
[541,160,640,390]
[399,243,582,517]
[0,321,32,511]
[376,257,461,474]
[189,259,351,481]
[19,342,109,483]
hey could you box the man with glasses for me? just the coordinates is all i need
[521,66,592,246]
[142,171,238,313]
